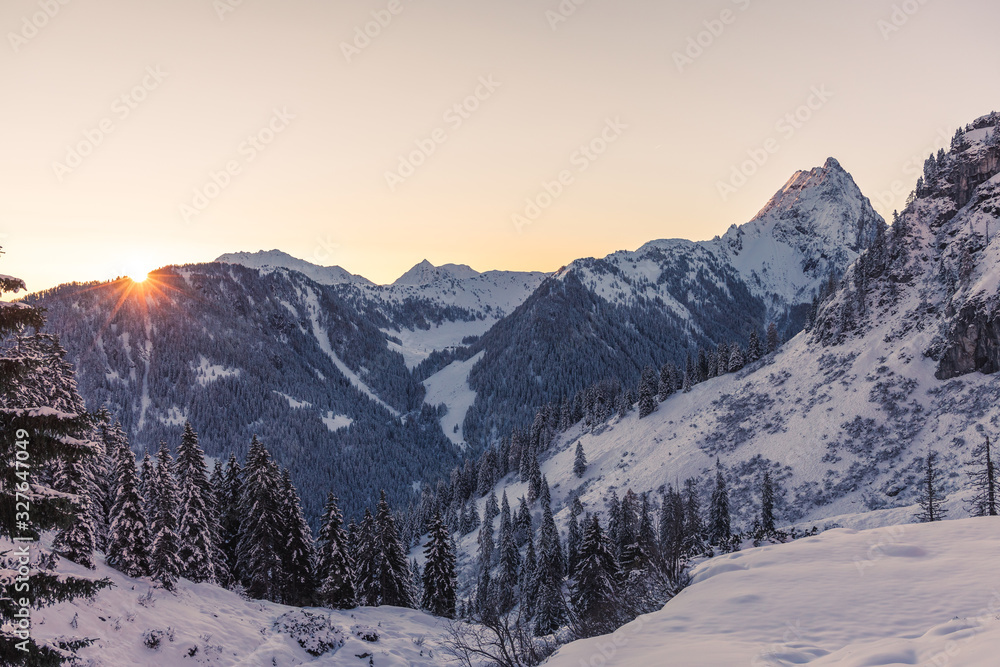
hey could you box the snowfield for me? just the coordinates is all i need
[547,517,1000,667]
[16,538,459,666]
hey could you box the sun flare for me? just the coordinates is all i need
[129,271,149,283]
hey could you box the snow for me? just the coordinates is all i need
[301,286,401,418]
[193,355,241,387]
[13,536,461,666]
[422,351,484,449]
[321,411,353,432]
[387,320,494,369]
[547,518,1000,667]
[393,259,479,286]
[216,250,373,287]
[274,392,313,409]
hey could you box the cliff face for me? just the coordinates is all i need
[936,302,1000,379]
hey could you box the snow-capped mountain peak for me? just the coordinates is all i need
[215,249,373,286]
[393,259,481,286]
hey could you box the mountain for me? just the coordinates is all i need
[447,157,884,446]
[461,113,1000,539]
[26,263,459,522]
[216,249,373,286]
[393,259,481,286]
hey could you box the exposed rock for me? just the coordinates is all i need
[936,302,1000,379]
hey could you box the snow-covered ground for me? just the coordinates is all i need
[422,351,484,449]
[547,517,1000,667]
[16,538,459,667]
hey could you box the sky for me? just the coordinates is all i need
[1,0,998,292]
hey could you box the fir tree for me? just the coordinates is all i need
[422,510,457,618]
[747,330,762,361]
[570,514,620,638]
[638,366,658,418]
[760,469,777,535]
[682,477,705,555]
[658,363,675,401]
[149,443,181,590]
[374,490,415,608]
[658,486,687,582]
[527,445,543,505]
[766,322,779,354]
[534,500,566,636]
[139,450,156,516]
[915,451,947,523]
[728,344,745,373]
[237,437,284,602]
[278,468,316,606]
[966,436,998,517]
[0,388,95,615]
[106,443,152,579]
[566,510,582,578]
[515,495,533,547]
[354,509,381,606]
[175,423,216,584]
[495,493,520,614]
[709,459,732,546]
[219,454,243,584]
[317,493,357,609]
[51,452,98,569]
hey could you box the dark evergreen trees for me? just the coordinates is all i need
[218,454,243,585]
[760,469,777,535]
[573,442,587,478]
[237,437,284,602]
[175,423,216,584]
[533,500,566,636]
[422,510,457,618]
[638,366,658,418]
[278,468,316,606]
[709,459,732,547]
[915,451,947,523]
[354,509,380,606]
[570,514,620,638]
[317,493,357,609]
[149,442,181,590]
[106,443,152,579]
[374,490,415,608]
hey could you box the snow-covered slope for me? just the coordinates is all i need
[15,537,458,667]
[547,517,1000,667]
[216,250,373,287]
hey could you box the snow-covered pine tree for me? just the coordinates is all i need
[540,475,551,509]
[422,510,457,618]
[638,366,658,418]
[682,477,705,555]
[0,264,110,666]
[966,436,998,517]
[149,442,181,590]
[354,509,381,606]
[219,453,243,585]
[681,369,691,393]
[277,468,316,606]
[573,442,587,478]
[709,459,732,546]
[91,409,124,553]
[658,486,686,582]
[139,450,156,516]
[495,492,520,614]
[570,514,620,638]
[208,459,231,586]
[106,441,152,579]
[316,492,357,609]
[51,432,98,569]
[760,469,777,535]
[533,499,566,636]
[748,330,762,362]
[175,423,216,584]
[728,344,745,373]
[515,495,532,547]
[375,490,414,608]
[566,510,581,578]
[915,451,948,522]
[658,363,675,401]
[766,322,779,354]
[527,444,543,505]
[237,436,284,602]
[519,535,539,619]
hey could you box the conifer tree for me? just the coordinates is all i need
[728,344,745,373]
[658,486,687,581]
[317,493,357,609]
[571,514,620,638]
[422,510,457,618]
[0,268,111,666]
[495,493,520,614]
[534,500,566,636]
[965,436,998,517]
[278,469,316,606]
[139,450,156,516]
[658,363,675,401]
[520,536,539,619]
[709,459,732,546]
[527,445,543,505]
[573,442,587,479]
[175,423,216,584]
[51,453,98,569]
[515,496,533,546]
[219,454,243,584]
[149,442,181,590]
[766,322,779,354]
[237,437,284,601]
[915,451,947,522]
[566,510,581,578]
[355,509,381,606]
[682,477,705,555]
[748,330,762,362]
[106,443,152,579]
[760,469,777,535]
[375,490,415,608]
[638,366,658,418]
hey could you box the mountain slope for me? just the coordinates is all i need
[547,517,1000,667]
[455,158,884,446]
[27,263,458,521]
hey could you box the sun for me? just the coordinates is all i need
[129,271,149,283]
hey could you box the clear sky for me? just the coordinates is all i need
[2,0,997,291]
